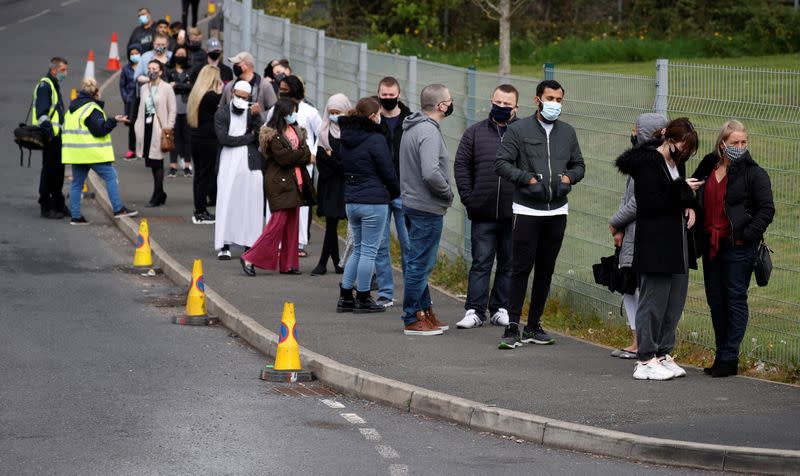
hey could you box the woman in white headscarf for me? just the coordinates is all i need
[213,80,265,260]
[311,94,352,276]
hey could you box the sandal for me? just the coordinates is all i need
[298,249,308,258]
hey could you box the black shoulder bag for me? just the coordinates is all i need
[745,166,773,287]
[13,100,46,167]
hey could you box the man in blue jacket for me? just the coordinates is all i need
[33,57,68,219]
[494,79,585,349]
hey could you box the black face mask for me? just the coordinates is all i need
[443,102,454,117]
[233,64,243,78]
[489,104,513,123]
[379,96,399,111]
[630,135,638,147]
[208,51,221,61]
[669,144,686,163]
[174,56,188,67]
[274,73,286,83]
[279,92,291,99]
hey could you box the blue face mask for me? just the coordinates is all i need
[329,114,340,124]
[724,144,748,162]
[539,100,562,122]
[285,113,297,125]
[129,54,141,64]
[138,15,149,25]
[56,72,67,82]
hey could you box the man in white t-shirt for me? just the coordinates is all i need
[493,79,585,350]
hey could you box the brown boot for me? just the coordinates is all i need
[426,306,449,331]
[404,310,443,336]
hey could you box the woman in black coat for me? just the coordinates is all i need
[311,94,352,276]
[691,120,775,378]
[615,117,701,381]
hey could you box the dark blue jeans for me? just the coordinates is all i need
[702,239,757,361]
[401,210,443,325]
[465,219,513,319]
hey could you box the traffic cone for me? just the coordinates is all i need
[84,50,95,80]
[260,302,315,382]
[173,259,218,326]
[132,219,153,268]
[165,14,171,23]
[70,88,77,100]
[208,0,216,15]
[106,33,120,71]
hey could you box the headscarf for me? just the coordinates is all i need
[317,93,352,151]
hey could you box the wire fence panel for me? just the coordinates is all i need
[322,37,360,104]
[254,12,284,69]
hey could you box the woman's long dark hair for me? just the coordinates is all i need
[267,98,298,133]
[170,46,189,69]
[280,75,305,101]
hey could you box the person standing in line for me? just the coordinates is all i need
[397,84,455,336]
[134,34,172,84]
[213,81,264,260]
[182,0,200,28]
[62,78,138,224]
[453,84,519,329]
[607,113,668,359]
[219,52,277,119]
[187,65,222,225]
[311,94,352,276]
[32,57,68,219]
[241,98,314,276]
[165,46,194,178]
[691,120,774,378]
[186,28,208,70]
[128,7,155,53]
[615,117,701,381]
[135,60,177,208]
[373,76,413,308]
[190,37,233,84]
[120,43,141,160]
[264,59,291,97]
[494,79,585,349]
[335,98,400,313]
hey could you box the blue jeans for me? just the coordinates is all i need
[465,219,513,318]
[401,209,443,325]
[375,197,410,300]
[342,203,389,292]
[70,163,124,218]
[702,239,757,361]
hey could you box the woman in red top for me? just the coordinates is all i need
[691,120,775,378]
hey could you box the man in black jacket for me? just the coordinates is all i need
[127,7,155,53]
[494,79,585,349]
[454,84,518,329]
[33,57,68,219]
[373,76,413,307]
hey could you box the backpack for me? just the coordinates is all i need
[13,101,45,167]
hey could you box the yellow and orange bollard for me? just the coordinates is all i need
[133,219,153,269]
[261,302,314,382]
[173,259,218,326]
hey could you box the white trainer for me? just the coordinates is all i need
[633,357,675,381]
[456,309,483,329]
[659,354,687,378]
[490,308,510,326]
[217,249,232,260]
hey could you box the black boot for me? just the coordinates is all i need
[703,358,719,375]
[354,290,386,314]
[336,285,354,313]
[712,359,738,378]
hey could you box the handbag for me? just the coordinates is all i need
[592,247,637,295]
[12,100,46,167]
[753,240,773,287]
[150,86,174,152]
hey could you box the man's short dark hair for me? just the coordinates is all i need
[148,59,163,71]
[378,76,401,91]
[154,33,169,42]
[536,79,564,97]
[156,19,169,27]
[493,84,519,104]
[50,57,68,68]
[137,7,150,14]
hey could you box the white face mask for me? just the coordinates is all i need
[232,96,249,110]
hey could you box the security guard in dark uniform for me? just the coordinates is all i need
[32,57,68,218]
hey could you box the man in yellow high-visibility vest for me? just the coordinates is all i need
[62,78,138,225]
[32,57,68,219]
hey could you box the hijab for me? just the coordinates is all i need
[317,93,352,151]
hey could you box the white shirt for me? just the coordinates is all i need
[512,119,569,217]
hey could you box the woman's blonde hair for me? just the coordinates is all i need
[715,119,748,159]
[187,65,221,128]
[81,77,99,97]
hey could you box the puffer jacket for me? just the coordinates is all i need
[339,115,400,205]
[259,125,315,211]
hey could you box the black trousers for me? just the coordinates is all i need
[191,138,217,213]
[125,99,138,152]
[38,136,65,213]
[317,216,342,268]
[507,214,567,330]
[182,0,200,27]
[170,113,192,165]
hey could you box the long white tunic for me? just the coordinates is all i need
[214,109,265,250]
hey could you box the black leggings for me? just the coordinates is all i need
[182,0,200,27]
[150,167,164,201]
[191,138,216,213]
[317,216,342,269]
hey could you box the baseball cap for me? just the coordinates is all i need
[228,51,254,65]
[206,37,222,53]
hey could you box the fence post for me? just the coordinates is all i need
[241,0,252,54]
[358,43,368,99]
[654,58,668,116]
[407,56,418,111]
[316,30,326,111]
[282,18,291,60]
[466,66,476,127]
[544,62,555,80]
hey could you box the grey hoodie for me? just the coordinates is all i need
[399,112,454,215]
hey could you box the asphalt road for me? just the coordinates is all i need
[0,1,724,474]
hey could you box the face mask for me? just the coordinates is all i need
[539,100,561,122]
[232,96,250,111]
[443,102,454,117]
[189,41,201,51]
[148,71,160,81]
[285,113,297,124]
[274,73,286,83]
[138,15,148,25]
[154,46,166,55]
[630,135,638,147]
[233,64,243,78]
[279,92,291,99]
[724,144,748,162]
[490,103,513,123]
[380,96,399,111]
[174,56,188,67]
[329,114,340,124]
[130,54,141,63]
[56,72,67,82]
[208,51,221,61]
[231,104,245,115]
[669,143,686,163]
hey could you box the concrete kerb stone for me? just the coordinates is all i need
[722,447,800,475]
[469,406,549,445]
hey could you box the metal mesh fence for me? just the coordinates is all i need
[224,1,800,367]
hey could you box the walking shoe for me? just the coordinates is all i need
[521,326,555,345]
[113,207,139,218]
[70,216,89,225]
[280,268,302,275]
[192,211,216,224]
[240,257,256,277]
[490,308,510,326]
[659,354,686,378]
[404,311,443,336]
[217,248,232,260]
[183,167,193,177]
[336,285,355,313]
[633,358,675,380]
[703,358,719,375]
[376,296,394,308]
[42,209,65,219]
[498,325,522,349]
[425,306,449,331]
[711,359,738,378]
[310,265,326,276]
[456,309,482,329]
[123,150,136,161]
[168,168,178,178]
[354,290,386,313]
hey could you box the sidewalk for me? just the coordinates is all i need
[100,116,800,453]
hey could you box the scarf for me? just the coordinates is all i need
[317,93,352,151]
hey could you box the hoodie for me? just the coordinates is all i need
[68,92,117,139]
[399,112,453,216]
[339,115,399,205]
[120,43,141,104]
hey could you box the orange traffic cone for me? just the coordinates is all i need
[84,50,95,80]
[106,33,120,71]
[173,259,218,326]
[260,302,315,382]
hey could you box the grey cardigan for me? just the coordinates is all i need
[608,176,636,268]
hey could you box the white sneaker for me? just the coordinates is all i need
[217,249,232,260]
[490,308,510,326]
[659,354,687,378]
[633,357,675,381]
[456,309,483,329]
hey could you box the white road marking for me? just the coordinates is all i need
[340,413,366,425]
[321,399,345,409]
[18,9,51,23]
[60,0,80,6]
[389,464,409,476]
[359,428,381,441]
[375,445,400,459]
